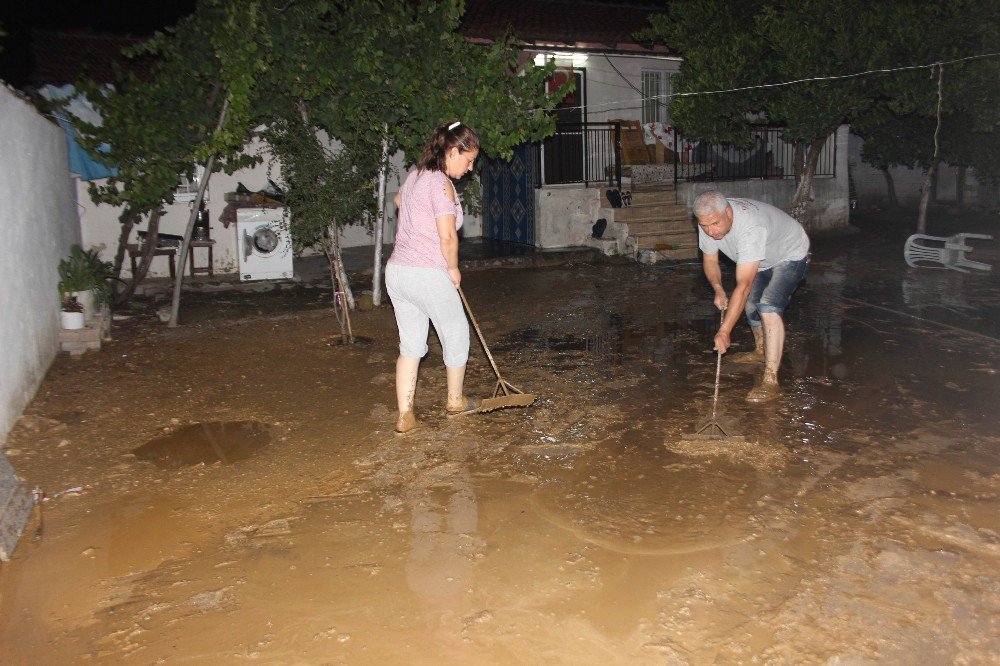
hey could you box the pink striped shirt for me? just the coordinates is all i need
[388,169,463,272]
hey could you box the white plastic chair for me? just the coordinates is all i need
[903,233,993,273]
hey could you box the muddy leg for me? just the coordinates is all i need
[396,355,420,432]
[729,324,765,364]
[747,313,783,403]
[445,365,471,413]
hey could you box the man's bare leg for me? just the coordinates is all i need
[729,324,765,364]
[395,355,420,432]
[747,312,783,402]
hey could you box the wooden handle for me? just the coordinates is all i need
[457,286,508,391]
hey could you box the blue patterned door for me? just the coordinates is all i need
[482,144,535,245]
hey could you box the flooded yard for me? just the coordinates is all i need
[1,211,998,663]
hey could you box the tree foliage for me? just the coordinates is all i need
[71,0,567,320]
[76,0,266,220]
[640,0,1000,222]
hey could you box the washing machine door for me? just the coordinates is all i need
[243,224,282,260]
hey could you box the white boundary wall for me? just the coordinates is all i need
[847,132,1000,211]
[0,85,80,441]
[77,138,483,278]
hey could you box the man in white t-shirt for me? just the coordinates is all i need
[694,190,810,402]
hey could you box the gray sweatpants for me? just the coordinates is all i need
[386,263,470,367]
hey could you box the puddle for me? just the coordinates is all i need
[132,421,271,469]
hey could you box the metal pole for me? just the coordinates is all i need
[613,122,622,191]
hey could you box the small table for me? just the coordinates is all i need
[127,243,176,278]
[188,239,216,277]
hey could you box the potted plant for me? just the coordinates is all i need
[57,245,118,320]
[60,295,85,330]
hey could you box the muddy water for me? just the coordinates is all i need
[132,421,271,468]
[1,217,999,662]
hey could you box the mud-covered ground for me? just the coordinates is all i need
[1,210,998,663]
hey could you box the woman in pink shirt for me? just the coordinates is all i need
[386,121,480,433]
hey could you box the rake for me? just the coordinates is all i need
[457,286,536,413]
[682,308,746,442]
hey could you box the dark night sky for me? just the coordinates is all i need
[1,0,197,86]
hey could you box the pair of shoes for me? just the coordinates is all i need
[621,190,632,207]
[446,398,482,416]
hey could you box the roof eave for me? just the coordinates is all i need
[464,36,679,59]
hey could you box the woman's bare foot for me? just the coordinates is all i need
[445,396,481,416]
[395,411,418,433]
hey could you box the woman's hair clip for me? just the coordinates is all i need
[448,121,461,131]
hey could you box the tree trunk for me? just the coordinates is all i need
[372,128,390,307]
[325,228,354,344]
[168,97,230,328]
[882,168,898,209]
[110,214,135,303]
[916,162,937,234]
[954,166,966,212]
[111,215,134,278]
[917,64,944,235]
[790,136,828,222]
[115,209,162,305]
[333,225,355,310]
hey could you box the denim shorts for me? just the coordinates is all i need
[745,258,808,326]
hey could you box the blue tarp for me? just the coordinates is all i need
[55,113,118,181]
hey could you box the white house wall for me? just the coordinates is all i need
[846,132,998,211]
[0,85,80,442]
[77,137,483,278]
[529,51,681,125]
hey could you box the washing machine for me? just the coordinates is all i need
[236,208,293,281]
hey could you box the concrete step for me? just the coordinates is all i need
[627,189,677,206]
[614,205,691,223]
[626,219,696,234]
[631,180,679,193]
[642,246,700,261]
[632,234,698,248]
[635,237,700,254]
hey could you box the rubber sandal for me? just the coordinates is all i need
[446,399,482,417]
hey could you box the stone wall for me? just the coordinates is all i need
[534,186,603,248]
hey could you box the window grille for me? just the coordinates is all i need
[641,71,672,125]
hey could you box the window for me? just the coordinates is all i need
[641,70,673,125]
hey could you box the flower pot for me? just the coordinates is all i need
[74,289,97,322]
[61,311,85,330]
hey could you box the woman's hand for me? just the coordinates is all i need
[447,267,462,288]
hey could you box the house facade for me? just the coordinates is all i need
[462,0,850,257]
[29,2,855,279]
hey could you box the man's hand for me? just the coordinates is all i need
[713,291,729,311]
[447,267,462,288]
[714,329,731,354]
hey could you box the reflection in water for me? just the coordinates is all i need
[132,421,271,469]
[403,439,482,633]
[901,270,971,313]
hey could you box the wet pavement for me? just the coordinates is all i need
[0,208,998,663]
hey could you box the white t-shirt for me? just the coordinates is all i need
[698,198,810,271]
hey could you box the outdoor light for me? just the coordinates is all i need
[533,52,588,68]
